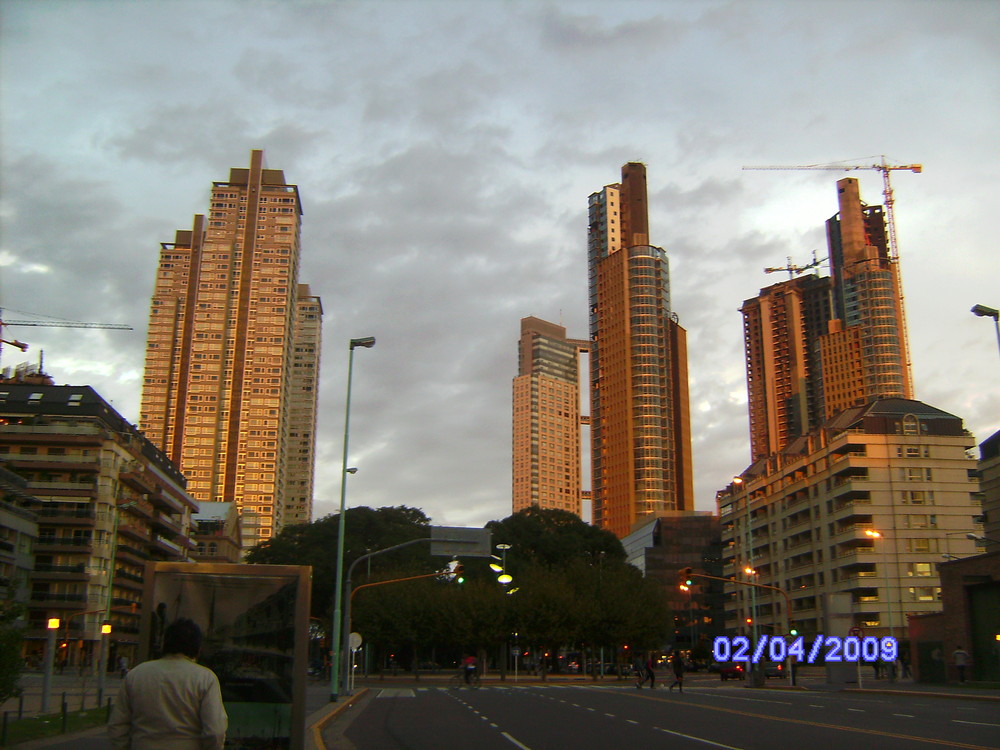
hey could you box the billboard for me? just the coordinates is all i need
[141,562,311,750]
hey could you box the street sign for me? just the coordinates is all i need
[430,526,492,558]
[349,632,363,651]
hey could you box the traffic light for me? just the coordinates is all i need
[677,567,694,589]
[745,617,753,626]
[789,625,798,636]
[440,559,465,583]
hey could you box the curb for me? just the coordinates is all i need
[843,687,1000,702]
[309,688,368,750]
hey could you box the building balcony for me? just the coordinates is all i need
[32,562,89,582]
[830,523,875,541]
[3,456,101,473]
[147,489,184,515]
[119,522,152,544]
[151,512,183,537]
[36,536,93,553]
[28,591,89,607]
[151,534,185,558]
[24,480,98,493]
[119,469,155,495]
[116,542,150,562]
[31,507,97,526]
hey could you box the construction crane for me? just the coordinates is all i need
[742,156,922,264]
[743,156,922,391]
[0,309,132,359]
[764,250,826,280]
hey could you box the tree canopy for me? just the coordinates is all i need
[248,505,671,673]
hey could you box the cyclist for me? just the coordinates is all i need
[462,654,479,685]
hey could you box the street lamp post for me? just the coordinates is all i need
[865,529,895,643]
[331,336,375,702]
[41,618,59,713]
[971,304,1000,360]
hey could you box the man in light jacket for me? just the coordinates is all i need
[108,617,227,750]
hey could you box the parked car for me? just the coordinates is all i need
[764,662,784,678]
[716,662,744,680]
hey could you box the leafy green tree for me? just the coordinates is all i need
[486,508,625,569]
[246,505,431,620]
[0,601,25,704]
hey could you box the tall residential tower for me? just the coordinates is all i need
[140,150,322,549]
[588,163,694,538]
[742,178,912,462]
[511,317,588,517]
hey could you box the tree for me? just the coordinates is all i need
[246,505,431,620]
[0,601,25,705]
[486,507,625,570]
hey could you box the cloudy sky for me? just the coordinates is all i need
[1,0,998,530]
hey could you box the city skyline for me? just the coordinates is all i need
[1,1,997,530]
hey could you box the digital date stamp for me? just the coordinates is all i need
[712,634,898,664]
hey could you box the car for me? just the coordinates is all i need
[717,662,744,680]
[764,662,784,678]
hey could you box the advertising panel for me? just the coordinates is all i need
[141,562,310,750]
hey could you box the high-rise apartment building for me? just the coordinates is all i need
[511,317,588,517]
[0,383,197,667]
[588,163,694,537]
[140,150,322,550]
[717,399,982,640]
[742,178,912,462]
[286,285,323,526]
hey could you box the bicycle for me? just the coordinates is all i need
[449,668,481,688]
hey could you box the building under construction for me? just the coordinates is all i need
[742,178,913,462]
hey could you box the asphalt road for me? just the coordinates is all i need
[323,682,1000,750]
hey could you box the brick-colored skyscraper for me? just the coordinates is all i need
[140,150,322,550]
[742,177,912,462]
[511,317,588,517]
[587,163,694,537]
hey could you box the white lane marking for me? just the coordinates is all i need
[627,719,639,725]
[953,720,1000,727]
[605,713,615,718]
[502,731,533,750]
[893,714,914,718]
[654,726,744,749]
[376,688,416,698]
[809,704,825,708]
[847,708,865,713]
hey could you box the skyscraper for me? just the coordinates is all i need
[140,150,322,550]
[587,163,694,538]
[511,317,588,517]
[741,177,912,461]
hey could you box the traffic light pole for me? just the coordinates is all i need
[680,570,796,685]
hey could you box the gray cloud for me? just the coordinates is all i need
[2,0,997,533]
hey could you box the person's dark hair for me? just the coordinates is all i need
[161,618,203,658]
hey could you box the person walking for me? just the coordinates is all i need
[952,645,970,683]
[640,653,656,689]
[108,618,228,750]
[668,650,685,693]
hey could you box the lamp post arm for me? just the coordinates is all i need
[685,572,794,628]
[341,536,432,695]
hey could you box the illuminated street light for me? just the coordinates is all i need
[866,528,895,646]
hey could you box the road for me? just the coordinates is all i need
[322,682,1000,750]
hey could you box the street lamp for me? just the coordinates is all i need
[331,336,375,702]
[865,529,895,643]
[971,304,1000,360]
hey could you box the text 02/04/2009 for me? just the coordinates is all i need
[712,635,898,664]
